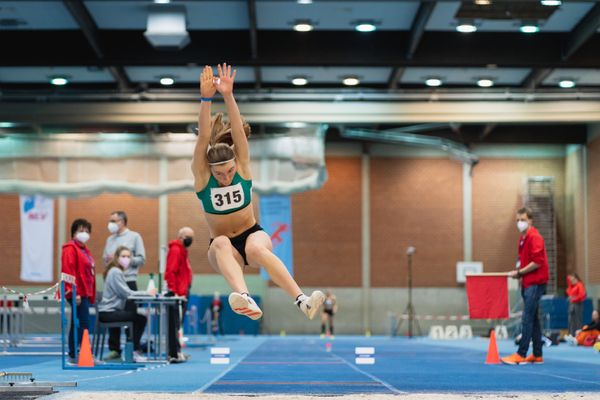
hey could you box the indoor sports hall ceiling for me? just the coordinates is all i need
[1,0,599,143]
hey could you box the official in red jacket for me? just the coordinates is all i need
[61,218,95,363]
[502,207,549,365]
[566,273,586,336]
[164,227,194,363]
[165,227,194,297]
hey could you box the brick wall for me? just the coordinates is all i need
[0,195,25,285]
[370,158,463,287]
[292,157,362,287]
[588,138,600,284]
[1,151,585,290]
[472,159,566,282]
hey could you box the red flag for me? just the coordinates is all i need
[466,275,509,319]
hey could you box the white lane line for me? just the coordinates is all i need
[194,343,261,393]
[328,352,406,395]
[507,367,600,386]
[75,363,167,382]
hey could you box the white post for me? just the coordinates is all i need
[361,151,371,333]
[57,158,67,280]
[463,163,473,262]
[158,157,168,272]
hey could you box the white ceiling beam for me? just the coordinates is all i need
[2,100,600,124]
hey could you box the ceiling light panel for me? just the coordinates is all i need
[124,66,255,83]
[0,67,114,83]
[0,1,79,29]
[256,1,418,30]
[542,68,600,86]
[426,1,594,32]
[84,1,249,30]
[261,67,391,84]
[401,67,529,86]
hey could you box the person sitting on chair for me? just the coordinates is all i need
[98,246,154,362]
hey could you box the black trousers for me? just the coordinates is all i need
[107,281,140,353]
[167,297,187,358]
[99,310,146,352]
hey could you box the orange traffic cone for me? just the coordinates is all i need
[77,329,94,367]
[485,328,500,364]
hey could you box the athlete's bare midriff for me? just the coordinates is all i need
[205,203,256,238]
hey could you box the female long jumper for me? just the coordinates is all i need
[192,63,325,320]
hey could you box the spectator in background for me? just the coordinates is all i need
[320,290,338,338]
[61,218,96,364]
[571,309,600,347]
[98,246,152,362]
[501,207,549,365]
[102,211,146,357]
[102,211,146,289]
[211,291,223,336]
[164,227,194,363]
[566,273,586,337]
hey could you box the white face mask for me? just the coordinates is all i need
[119,256,131,268]
[517,220,529,233]
[108,222,119,234]
[75,231,90,244]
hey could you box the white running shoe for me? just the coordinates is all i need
[295,291,325,320]
[133,351,147,363]
[228,292,263,320]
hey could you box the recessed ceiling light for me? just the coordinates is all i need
[50,76,68,86]
[456,22,477,33]
[425,78,442,87]
[474,0,492,5]
[558,79,575,88]
[153,0,171,4]
[342,76,360,86]
[520,22,540,33]
[477,78,494,87]
[293,20,314,32]
[540,0,561,6]
[355,21,377,32]
[291,76,308,86]
[297,0,313,4]
[159,76,175,86]
[284,122,308,128]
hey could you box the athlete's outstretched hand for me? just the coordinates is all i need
[214,63,236,96]
[200,65,216,98]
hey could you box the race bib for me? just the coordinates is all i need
[210,183,245,212]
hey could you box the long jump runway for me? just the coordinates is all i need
[203,336,600,394]
[1,335,599,396]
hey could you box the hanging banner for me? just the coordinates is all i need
[20,195,54,282]
[259,195,293,280]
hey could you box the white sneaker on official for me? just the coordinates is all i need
[133,351,147,363]
[295,291,325,320]
[229,292,263,320]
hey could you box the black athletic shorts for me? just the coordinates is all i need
[209,223,264,266]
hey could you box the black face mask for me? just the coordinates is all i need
[183,237,193,247]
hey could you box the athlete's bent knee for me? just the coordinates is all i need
[211,236,232,252]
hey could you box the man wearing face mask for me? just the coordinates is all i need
[164,227,194,363]
[501,207,549,365]
[102,211,146,290]
[61,218,95,364]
